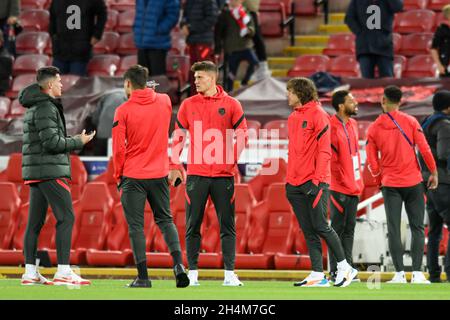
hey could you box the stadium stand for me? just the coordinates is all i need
[15,31,50,55]
[398,32,433,56]
[87,54,121,76]
[19,9,50,32]
[93,31,120,55]
[328,55,361,77]
[403,54,439,77]
[0,97,10,119]
[394,9,436,33]
[12,54,50,76]
[322,33,355,56]
[248,158,287,202]
[287,54,330,77]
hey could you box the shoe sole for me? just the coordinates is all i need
[341,269,358,288]
[222,283,243,286]
[53,280,91,286]
[176,272,190,288]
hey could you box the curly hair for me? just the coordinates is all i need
[286,77,318,105]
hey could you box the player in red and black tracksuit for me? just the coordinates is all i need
[366,86,438,283]
[285,78,357,287]
[171,61,248,286]
[329,90,363,281]
[112,65,189,288]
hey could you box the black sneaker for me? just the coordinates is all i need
[127,277,152,288]
[174,264,189,288]
[429,277,442,283]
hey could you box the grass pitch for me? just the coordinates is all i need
[0,279,449,300]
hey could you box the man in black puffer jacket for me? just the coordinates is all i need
[19,66,95,286]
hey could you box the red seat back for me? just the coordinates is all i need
[403,55,438,78]
[105,9,119,31]
[73,183,114,250]
[117,33,137,56]
[7,74,36,99]
[403,0,429,10]
[357,120,372,141]
[61,75,80,92]
[428,0,450,11]
[116,10,135,33]
[248,158,287,202]
[322,33,355,56]
[13,54,50,76]
[259,3,286,38]
[294,0,318,16]
[21,0,48,10]
[70,155,88,201]
[235,184,256,253]
[261,120,288,139]
[15,31,50,55]
[117,55,137,76]
[0,182,21,249]
[394,9,436,33]
[0,97,10,118]
[288,54,330,77]
[399,32,433,56]
[87,54,121,76]
[19,9,50,32]
[329,55,361,77]
[93,31,120,54]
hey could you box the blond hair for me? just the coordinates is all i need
[443,5,450,19]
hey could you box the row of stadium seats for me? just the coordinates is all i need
[287,54,438,78]
[323,32,434,57]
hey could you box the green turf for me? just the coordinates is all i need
[0,279,449,300]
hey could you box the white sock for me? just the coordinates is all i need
[188,269,198,278]
[337,260,350,270]
[412,271,422,277]
[396,271,406,277]
[25,264,36,276]
[310,271,325,279]
[57,264,71,274]
[224,270,235,279]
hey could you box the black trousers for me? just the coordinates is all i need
[286,182,345,272]
[358,54,394,78]
[185,175,236,270]
[137,48,167,76]
[329,191,359,273]
[249,11,267,62]
[426,183,450,279]
[24,179,74,265]
[120,176,182,265]
[381,183,426,272]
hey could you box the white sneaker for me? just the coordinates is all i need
[188,270,200,286]
[53,269,91,286]
[223,272,243,286]
[334,266,358,287]
[411,272,431,284]
[250,62,272,81]
[294,273,330,287]
[21,272,53,286]
[386,272,407,284]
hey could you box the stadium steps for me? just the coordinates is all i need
[318,23,350,34]
[0,266,447,282]
[283,46,324,56]
[295,35,329,46]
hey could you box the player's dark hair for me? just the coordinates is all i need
[384,85,402,104]
[331,90,350,112]
[36,66,60,88]
[191,60,218,74]
[286,77,318,105]
[123,64,149,89]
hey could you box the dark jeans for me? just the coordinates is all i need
[24,179,75,265]
[329,191,359,273]
[286,182,345,272]
[120,176,182,265]
[185,175,236,270]
[226,49,259,92]
[53,58,88,77]
[249,11,267,62]
[381,183,426,272]
[137,48,167,76]
[426,184,450,280]
[358,54,394,78]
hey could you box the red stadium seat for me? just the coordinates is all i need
[7,99,26,118]
[61,75,80,92]
[0,182,21,250]
[48,183,114,265]
[235,183,296,269]
[248,158,287,202]
[0,199,27,265]
[21,0,48,10]
[357,120,372,141]
[93,31,120,54]
[117,55,137,76]
[322,33,356,56]
[393,33,402,54]
[287,54,330,77]
[433,11,447,31]
[19,9,50,32]
[274,223,312,270]
[197,206,222,268]
[234,184,257,253]
[116,33,137,55]
[110,0,136,12]
[6,74,36,99]
[261,120,288,139]
[394,10,436,33]
[86,203,134,267]
[403,54,438,77]
[1,154,24,193]
[13,54,50,76]
[246,119,262,139]
[261,0,293,15]
[105,9,119,31]
[428,0,450,10]
[70,155,88,201]
[259,3,286,38]
[398,33,433,56]
[404,0,429,10]
[328,55,361,77]
[116,10,135,33]
[0,97,10,119]
[375,55,407,79]
[357,162,384,216]
[87,54,121,76]
[15,31,50,55]
[92,158,120,203]
[294,0,318,16]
